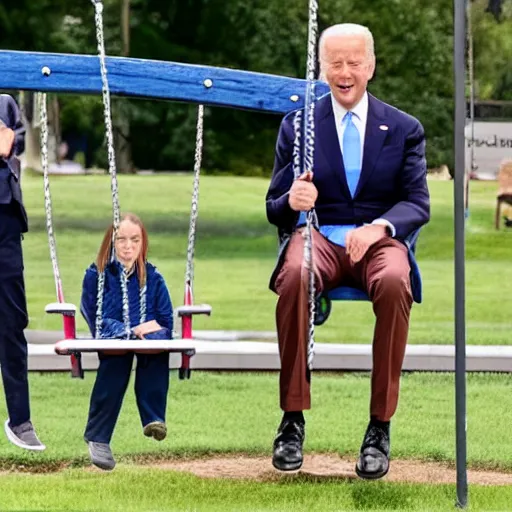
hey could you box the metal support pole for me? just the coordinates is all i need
[454,0,468,507]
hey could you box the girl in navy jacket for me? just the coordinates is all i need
[80,213,173,471]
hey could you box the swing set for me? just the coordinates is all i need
[0,0,471,505]
[0,0,332,379]
[0,0,423,371]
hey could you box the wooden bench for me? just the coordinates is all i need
[495,159,512,229]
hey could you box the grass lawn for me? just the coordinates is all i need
[2,468,512,511]
[2,372,512,510]
[3,372,512,468]
[4,173,512,509]
[1,1,511,505]
[20,173,511,344]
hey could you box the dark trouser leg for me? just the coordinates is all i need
[274,230,346,411]
[0,329,30,427]
[84,353,134,443]
[0,210,30,427]
[360,239,413,422]
[134,352,170,427]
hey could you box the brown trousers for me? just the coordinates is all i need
[274,230,413,422]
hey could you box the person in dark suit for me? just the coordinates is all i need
[0,94,45,451]
[266,24,430,479]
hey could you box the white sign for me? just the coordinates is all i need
[465,121,512,179]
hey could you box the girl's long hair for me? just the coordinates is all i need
[96,213,149,286]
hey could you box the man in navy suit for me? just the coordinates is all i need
[266,24,429,479]
[0,94,45,451]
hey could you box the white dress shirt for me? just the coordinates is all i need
[317,93,396,244]
[298,92,396,243]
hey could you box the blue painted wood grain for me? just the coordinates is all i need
[0,50,329,114]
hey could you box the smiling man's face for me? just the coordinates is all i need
[320,34,375,110]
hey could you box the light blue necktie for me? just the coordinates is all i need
[342,112,361,197]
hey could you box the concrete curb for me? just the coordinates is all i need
[25,338,512,373]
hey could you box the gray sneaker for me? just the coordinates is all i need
[88,441,116,471]
[4,420,46,451]
[143,421,167,441]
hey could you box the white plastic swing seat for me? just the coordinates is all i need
[45,302,77,315]
[53,338,215,355]
[176,304,212,316]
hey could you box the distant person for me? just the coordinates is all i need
[81,213,174,471]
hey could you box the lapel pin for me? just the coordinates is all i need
[379,125,389,131]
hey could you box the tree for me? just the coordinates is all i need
[486,0,504,20]
[4,0,510,173]
[471,0,512,101]
[115,0,135,173]
[0,0,74,170]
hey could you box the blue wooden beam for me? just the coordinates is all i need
[0,50,329,114]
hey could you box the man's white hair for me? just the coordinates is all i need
[318,23,375,63]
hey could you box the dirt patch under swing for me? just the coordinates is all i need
[143,454,512,486]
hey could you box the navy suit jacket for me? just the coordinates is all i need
[266,92,430,302]
[0,94,27,232]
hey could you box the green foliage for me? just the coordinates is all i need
[0,0,70,51]
[326,0,455,168]
[1,0,511,172]
[472,0,512,101]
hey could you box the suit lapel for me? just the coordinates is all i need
[315,95,351,198]
[355,94,388,197]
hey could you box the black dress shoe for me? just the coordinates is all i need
[355,422,390,480]
[272,418,305,471]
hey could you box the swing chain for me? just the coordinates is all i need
[290,0,318,370]
[305,0,318,370]
[92,0,131,338]
[39,92,63,301]
[119,268,131,338]
[95,271,105,337]
[139,284,147,324]
[94,271,148,338]
[92,0,120,231]
[185,104,204,290]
